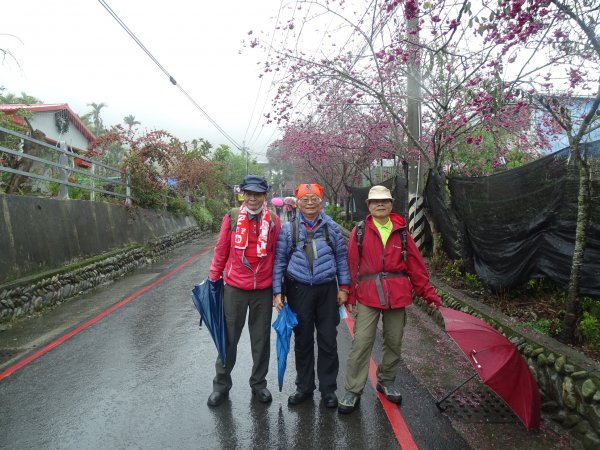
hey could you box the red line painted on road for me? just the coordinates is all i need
[0,248,212,382]
[344,312,419,450]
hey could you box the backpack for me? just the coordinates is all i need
[356,220,407,261]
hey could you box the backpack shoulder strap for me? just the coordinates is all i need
[287,217,299,259]
[228,208,240,232]
[356,220,365,258]
[322,221,335,254]
[400,226,407,262]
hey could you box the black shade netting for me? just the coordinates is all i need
[443,141,600,297]
[424,170,462,260]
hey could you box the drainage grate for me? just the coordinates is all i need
[438,387,518,424]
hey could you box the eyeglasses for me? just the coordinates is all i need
[299,196,322,204]
[368,199,392,205]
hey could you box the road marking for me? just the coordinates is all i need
[0,248,212,382]
[344,312,419,450]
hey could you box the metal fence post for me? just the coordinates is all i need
[125,171,132,207]
[90,163,96,201]
[58,141,70,200]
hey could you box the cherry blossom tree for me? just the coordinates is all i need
[474,0,600,342]
[251,0,548,265]
[273,100,401,203]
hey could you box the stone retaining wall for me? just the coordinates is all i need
[0,227,204,322]
[417,286,600,450]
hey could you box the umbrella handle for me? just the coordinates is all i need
[199,316,203,330]
[471,350,481,369]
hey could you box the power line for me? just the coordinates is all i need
[97,0,243,151]
[243,0,292,151]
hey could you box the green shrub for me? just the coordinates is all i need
[325,204,344,222]
[205,198,230,231]
[526,278,538,291]
[442,259,463,279]
[580,312,600,349]
[190,203,213,230]
[581,297,600,318]
[47,181,91,200]
[68,186,91,200]
[325,204,354,230]
[133,185,168,210]
[464,272,481,291]
[166,194,189,216]
[525,318,561,336]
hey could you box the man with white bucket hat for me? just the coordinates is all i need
[338,185,441,414]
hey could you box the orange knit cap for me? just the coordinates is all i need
[295,183,324,200]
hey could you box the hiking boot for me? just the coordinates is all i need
[288,391,313,405]
[338,392,361,414]
[207,391,229,407]
[376,383,402,404]
[322,392,338,408]
[252,387,273,403]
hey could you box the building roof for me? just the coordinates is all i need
[0,103,97,143]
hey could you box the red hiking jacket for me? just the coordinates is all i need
[347,213,440,309]
[209,212,281,290]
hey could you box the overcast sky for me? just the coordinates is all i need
[2,0,287,160]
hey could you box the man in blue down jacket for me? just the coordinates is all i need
[272,183,350,409]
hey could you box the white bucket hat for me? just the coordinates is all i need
[366,185,394,201]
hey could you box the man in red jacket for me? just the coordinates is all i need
[338,185,441,414]
[207,175,281,407]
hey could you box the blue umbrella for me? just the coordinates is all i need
[192,278,227,367]
[272,303,298,392]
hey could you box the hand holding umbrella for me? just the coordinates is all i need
[273,293,284,312]
[191,278,228,368]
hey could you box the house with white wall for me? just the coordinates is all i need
[0,103,96,155]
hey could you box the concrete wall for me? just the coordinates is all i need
[0,195,196,284]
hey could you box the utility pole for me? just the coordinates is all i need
[405,8,426,251]
[242,142,248,176]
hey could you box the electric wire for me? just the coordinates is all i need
[97,0,244,151]
[243,0,298,152]
[245,0,336,151]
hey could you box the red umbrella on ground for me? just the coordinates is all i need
[437,306,541,430]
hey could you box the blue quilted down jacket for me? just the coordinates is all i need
[272,211,350,295]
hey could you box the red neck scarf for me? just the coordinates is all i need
[234,202,271,257]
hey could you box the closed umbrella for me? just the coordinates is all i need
[191,278,228,367]
[272,303,298,392]
[437,307,541,429]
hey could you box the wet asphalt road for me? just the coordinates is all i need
[0,234,469,450]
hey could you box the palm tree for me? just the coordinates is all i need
[0,88,40,105]
[86,102,107,135]
[123,114,140,129]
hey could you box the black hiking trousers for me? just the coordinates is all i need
[286,278,340,395]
